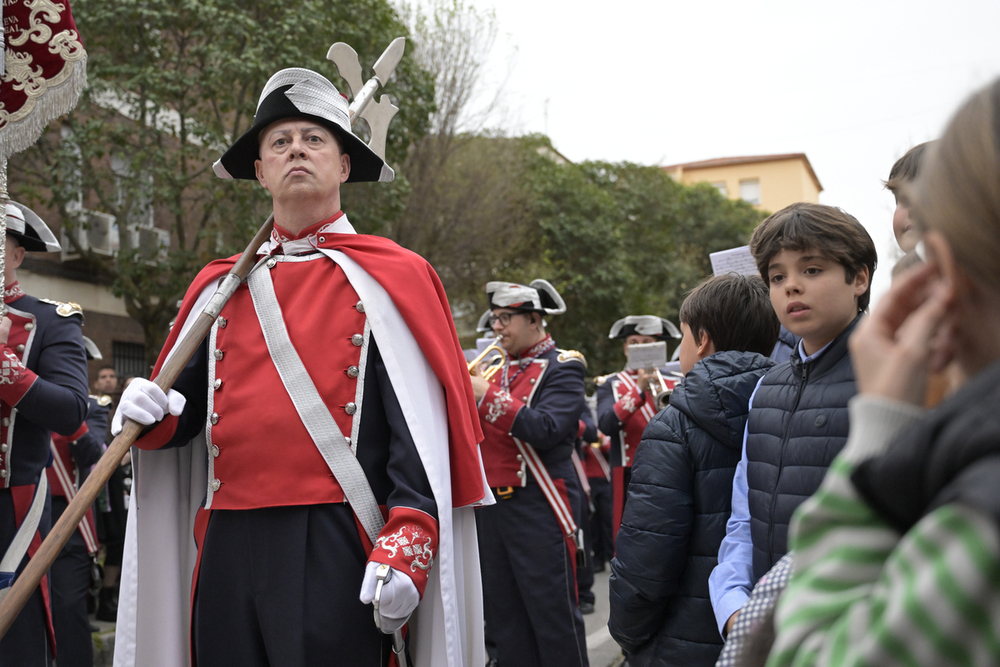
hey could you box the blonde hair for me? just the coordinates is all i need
[911,80,1000,297]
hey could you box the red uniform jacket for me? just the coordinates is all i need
[136,217,485,593]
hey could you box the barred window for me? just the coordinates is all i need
[112,341,149,380]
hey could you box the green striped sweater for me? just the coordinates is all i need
[767,396,1000,667]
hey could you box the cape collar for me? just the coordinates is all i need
[260,211,355,256]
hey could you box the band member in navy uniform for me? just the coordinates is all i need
[596,315,680,539]
[470,279,590,667]
[0,202,89,667]
[111,67,486,667]
[47,336,106,667]
[87,364,123,623]
[582,429,613,572]
[574,406,598,615]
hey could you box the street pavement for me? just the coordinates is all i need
[585,566,626,667]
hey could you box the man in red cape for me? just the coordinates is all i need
[111,67,489,667]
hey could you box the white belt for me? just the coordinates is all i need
[0,474,47,600]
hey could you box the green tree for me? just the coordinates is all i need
[386,0,533,324]
[12,0,434,365]
[476,140,765,376]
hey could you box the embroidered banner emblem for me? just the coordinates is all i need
[0,0,87,160]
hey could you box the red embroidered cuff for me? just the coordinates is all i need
[479,385,523,434]
[134,414,180,451]
[0,346,37,406]
[369,507,439,597]
[613,385,643,422]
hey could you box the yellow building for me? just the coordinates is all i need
[662,153,822,213]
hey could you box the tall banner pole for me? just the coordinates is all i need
[0,2,5,318]
[0,157,7,317]
[0,0,88,314]
[0,0,87,626]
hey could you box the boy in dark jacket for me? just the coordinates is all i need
[608,274,779,667]
[709,203,878,639]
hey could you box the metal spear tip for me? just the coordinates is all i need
[373,37,406,85]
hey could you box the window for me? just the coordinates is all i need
[112,341,149,380]
[711,182,728,197]
[739,179,761,205]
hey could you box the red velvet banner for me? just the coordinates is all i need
[0,0,87,160]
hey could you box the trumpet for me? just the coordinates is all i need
[646,369,673,410]
[468,343,507,382]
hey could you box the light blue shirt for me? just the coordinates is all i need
[708,339,833,636]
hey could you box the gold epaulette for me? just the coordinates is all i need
[39,298,83,317]
[557,349,587,367]
[90,394,113,407]
[593,373,612,386]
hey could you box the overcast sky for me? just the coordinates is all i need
[449,0,1000,305]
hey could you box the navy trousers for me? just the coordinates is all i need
[588,477,613,568]
[575,482,595,606]
[193,503,393,667]
[476,461,590,667]
[0,488,52,667]
[49,496,93,667]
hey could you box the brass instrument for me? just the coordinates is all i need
[468,342,507,381]
[646,369,673,410]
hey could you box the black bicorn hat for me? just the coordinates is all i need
[6,201,60,253]
[213,68,393,184]
[486,279,566,316]
[608,315,681,341]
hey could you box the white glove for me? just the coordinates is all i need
[111,378,186,436]
[359,562,419,632]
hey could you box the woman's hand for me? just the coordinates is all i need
[849,263,953,405]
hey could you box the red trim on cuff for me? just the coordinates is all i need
[612,385,643,422]
[369,507,439,597]
[134,414,180,450]
[0,345,37,406]
[67,422,89,442]
[479,384,523,434]
[577,420,586,439]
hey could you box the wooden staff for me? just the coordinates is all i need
[0,215,275,637]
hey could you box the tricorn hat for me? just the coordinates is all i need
[213,68,393,184]
[486,279,566,316]
[476,310,493,332]
[608,315,681,340]
[6,202,60,253]
[82,336,103,361]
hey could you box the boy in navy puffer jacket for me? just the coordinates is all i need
[709,204,878,643]
[609,274,779,667]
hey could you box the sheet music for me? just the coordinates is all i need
[626,342,667,370]
[709,245,758,277]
